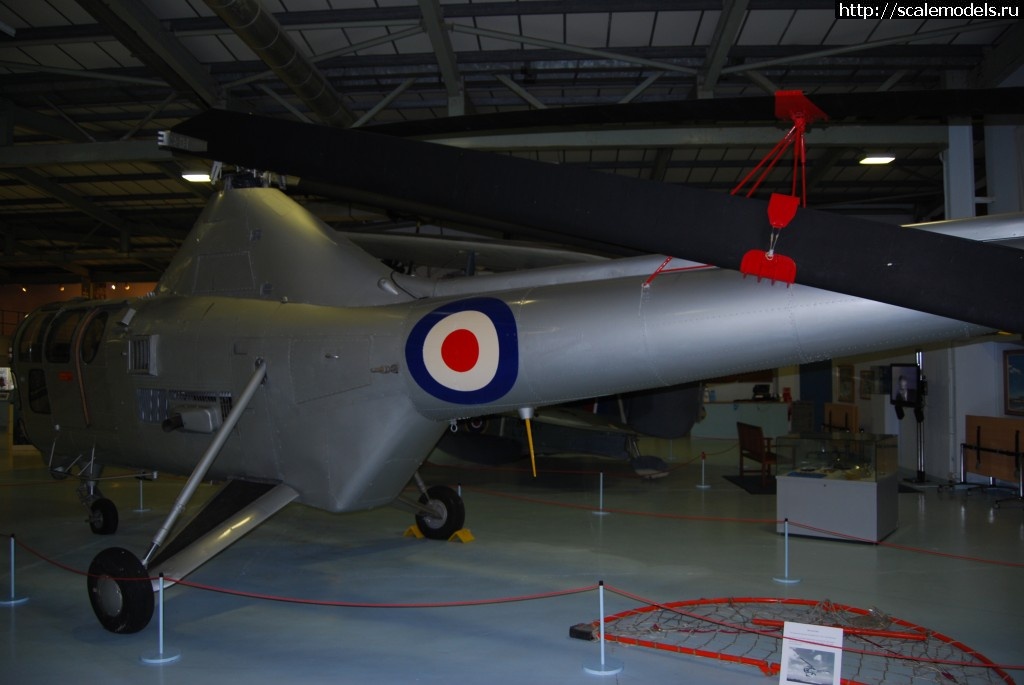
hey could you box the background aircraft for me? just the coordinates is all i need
[434,396,692,478]
[9,104,1020,635]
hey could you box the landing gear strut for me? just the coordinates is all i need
[87,360,271,634]
[74,460,119,535]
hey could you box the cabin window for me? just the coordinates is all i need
[27,369,50,414]
[17,312,54,363]
[45,310,86,364]
[80,312,108,364]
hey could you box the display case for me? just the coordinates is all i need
[775,432,898,482]
[774,433,899,543]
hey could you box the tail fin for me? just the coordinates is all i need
[157,187,409,307]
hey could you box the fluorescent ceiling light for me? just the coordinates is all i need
[181,171,211,182]
[859,153,895,165]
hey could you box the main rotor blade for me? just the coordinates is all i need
[167,109,1024,333]
[365,88,1024,138]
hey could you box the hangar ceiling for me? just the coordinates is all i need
[0,0,1021,284]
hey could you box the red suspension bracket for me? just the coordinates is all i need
[733,91,827,285]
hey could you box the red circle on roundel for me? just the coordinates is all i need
[441,328,479,373]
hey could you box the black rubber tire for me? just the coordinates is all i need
[87,547,154,634]
[415,485,466,540]
[89,498,119,535]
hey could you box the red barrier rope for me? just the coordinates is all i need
[5,531,1023,676]
[460,486,1024,567]
[465,485,778,525]
[0,470,157,488]
[785,520,1024,569]
[6,532,595,609]
[4,471,1022,573]
[171,577,598,609]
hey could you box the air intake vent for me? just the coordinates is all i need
[169,390,233,421]
[128,335,158,376]
[135,388,233,424]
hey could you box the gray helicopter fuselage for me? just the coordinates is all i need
[10,188,993,515]
[15,295,442,513]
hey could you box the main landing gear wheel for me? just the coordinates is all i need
[87,547,154,634]
[88,498,119,535]
[415,485,466,540]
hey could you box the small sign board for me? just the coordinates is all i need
[779,621,843,685]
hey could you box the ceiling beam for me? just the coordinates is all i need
[0,60,166,86]
[700,0,749,96]
[257,84,314,123]
[417,0,462,99]
[226,25,424,89]
[971,19,1024,88]
[495,74,547,110]
[649,148,672,182]
[744,70,779,95]
[0,100,92,143]
[449,24,699,76]
[352,78,417,127]
[0,141,173,167]
[5,168,132,244]
[32,249,175,262]
[76,0,223,108]
[722,19,1013,76]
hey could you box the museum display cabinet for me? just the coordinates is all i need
[774,432,899,543]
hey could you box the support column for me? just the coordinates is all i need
[941,116,976,221]
[922,100,978,482]
[984,116,1024,215]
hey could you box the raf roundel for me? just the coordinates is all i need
[406,298,519,405]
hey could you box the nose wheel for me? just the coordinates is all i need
[88,498,119,535]
[414,485,465,540]
[87,547,154,634]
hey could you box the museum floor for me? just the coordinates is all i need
[1,438,1022,685]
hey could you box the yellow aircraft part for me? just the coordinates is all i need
[524,417,537,479]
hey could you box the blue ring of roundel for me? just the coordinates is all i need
[405,297,519,405]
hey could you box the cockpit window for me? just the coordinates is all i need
[81,311,108,364]
[17,312,55,363]
[28,369,50,414]
[45,309,86,364]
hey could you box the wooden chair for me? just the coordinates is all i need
[736,422,777,486]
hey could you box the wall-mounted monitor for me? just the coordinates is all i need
[890,363,921,408]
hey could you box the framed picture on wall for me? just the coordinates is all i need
[859,369,874,400]
[1004,349,1024,416]
[837,364,855,403]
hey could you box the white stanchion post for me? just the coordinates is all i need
[583,581,623,676]
[134,476,151,513]
[773,519,801,585]
[696,451,711,490]
[1,534,28,607]
[593,472,610,516]
[141,574,181,665]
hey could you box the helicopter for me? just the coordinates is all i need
[9,105,1021,635]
